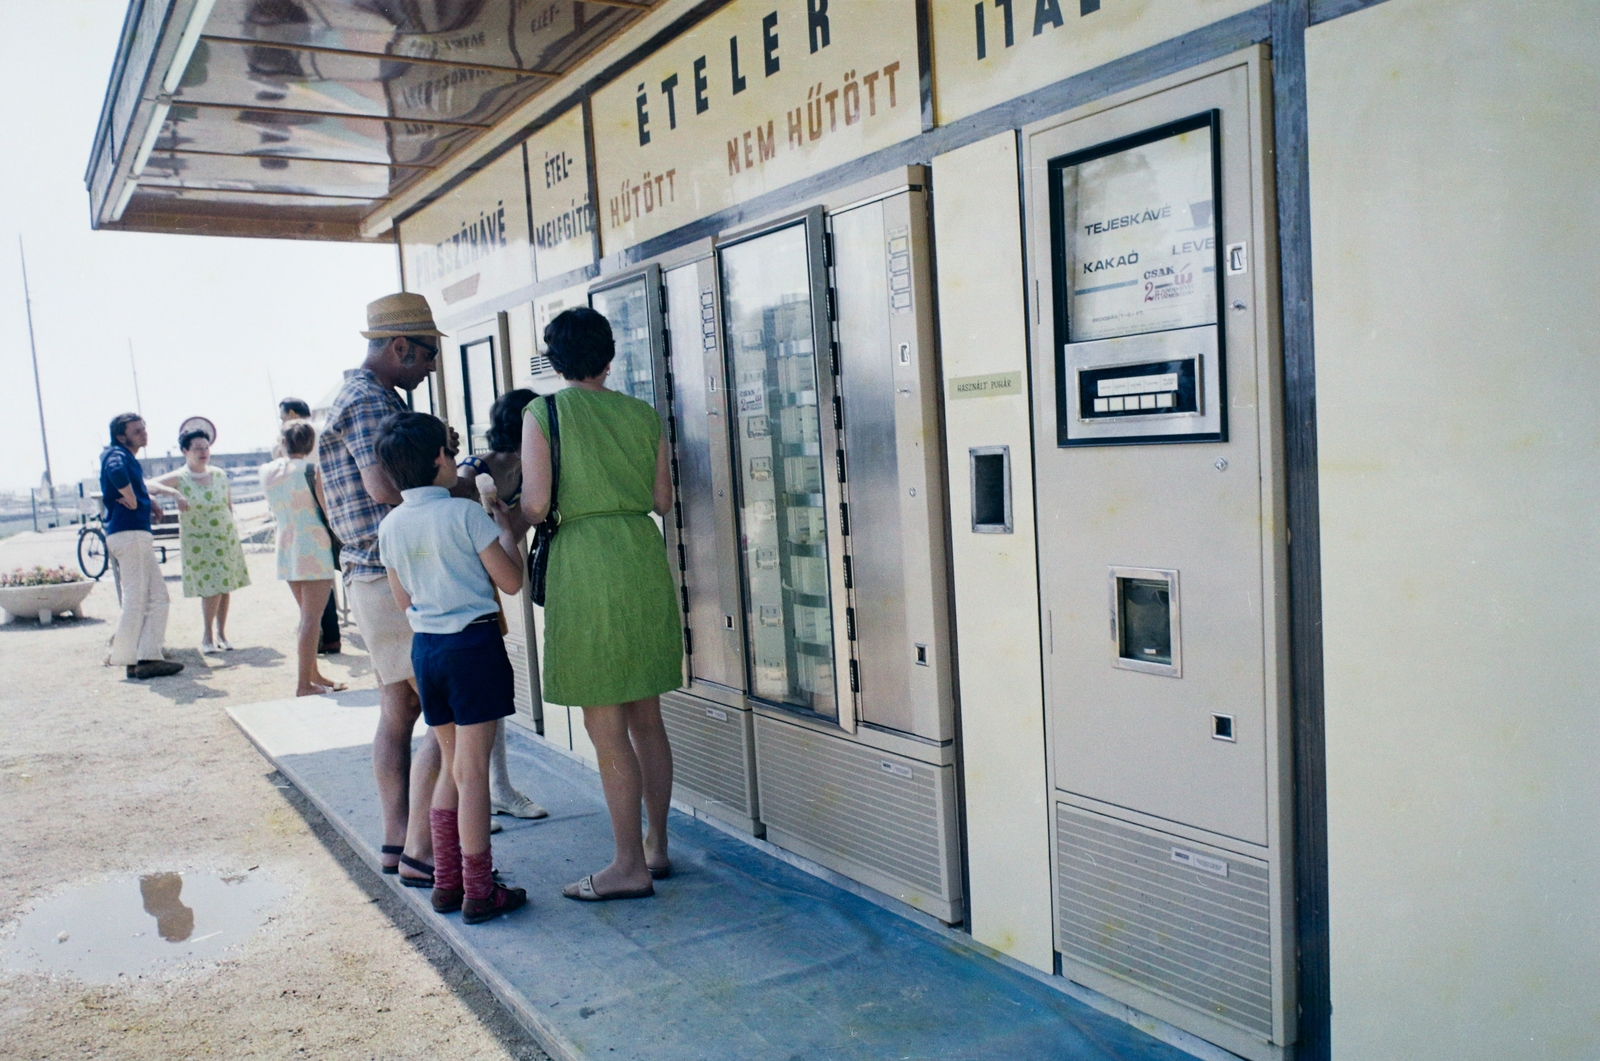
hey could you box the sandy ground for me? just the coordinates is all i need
[0,528,548,1060]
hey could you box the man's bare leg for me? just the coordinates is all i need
[373,678,438,875]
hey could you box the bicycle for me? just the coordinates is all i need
[77,513,109,580]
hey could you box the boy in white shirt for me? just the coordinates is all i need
[376,412,527,924]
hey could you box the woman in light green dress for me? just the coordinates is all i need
[522,307,681,903]
[153,429,251,652]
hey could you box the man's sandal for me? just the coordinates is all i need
[398,854,434,888]
[561,874,654,902]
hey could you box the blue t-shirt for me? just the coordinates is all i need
[377,486,503,635]
[100,443,151,535]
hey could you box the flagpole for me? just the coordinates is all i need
[19,237,58,525]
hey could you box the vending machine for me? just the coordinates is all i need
[1023,52,1294,1060]
[717,173,961,924]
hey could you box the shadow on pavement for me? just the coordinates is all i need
[262,768,550,1061]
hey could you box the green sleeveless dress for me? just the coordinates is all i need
[527,387,683,706]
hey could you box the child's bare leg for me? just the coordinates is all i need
[453,720,497,856]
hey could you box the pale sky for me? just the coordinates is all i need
[0,1,399,493]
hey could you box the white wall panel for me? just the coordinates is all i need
[1308,1,1600,1056]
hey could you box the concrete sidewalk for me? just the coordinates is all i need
[230,693,1224,1061]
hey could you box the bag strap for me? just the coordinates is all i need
[545,392,561,522]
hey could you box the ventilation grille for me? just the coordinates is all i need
[530,352,554,378]
[660,692,754,819]
[755,716,952,898]
[1055,805,1275,1039]
[505,635,533,715]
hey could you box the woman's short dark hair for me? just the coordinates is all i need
[485,388,535,454]
[282,421,316,457]
[543,306,615,380]
[375,411,447,491]
[109,412,142,446]
[279,397,311,419]
[178,429,210,452]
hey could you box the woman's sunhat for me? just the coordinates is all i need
[178,416,216,444]
[361,292,444,339]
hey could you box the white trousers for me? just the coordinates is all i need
[107,530,169,665]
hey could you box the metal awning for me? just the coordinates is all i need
[86,0,656,242]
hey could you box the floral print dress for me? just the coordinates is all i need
[260,457,336,582]
[176,468,252,599]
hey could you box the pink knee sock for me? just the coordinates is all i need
[430,808,462,892]
[462,849,495,902]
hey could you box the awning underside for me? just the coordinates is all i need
[90,0,655,241]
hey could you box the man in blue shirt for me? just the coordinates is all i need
[100,413,184,679]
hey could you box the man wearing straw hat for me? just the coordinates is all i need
[319,293,450,886]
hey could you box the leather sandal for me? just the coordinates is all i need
[431,886,464,914]
[463,885,527,924]
[380,845,404,875]
[398,854,434,888]
[562,874,654,902]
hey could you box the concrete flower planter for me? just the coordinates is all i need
[0,581,95,625]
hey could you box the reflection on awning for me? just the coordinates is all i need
[88,0,654,241]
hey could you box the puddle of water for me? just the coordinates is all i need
[3,871,289,983]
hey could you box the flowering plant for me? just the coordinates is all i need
[0,566,85,587]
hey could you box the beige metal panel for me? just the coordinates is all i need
[590,0,921,252]
[1027,58,1276,847]
[929,0,1259,125]
[1023,48,1291,1057]
[1307,2,1600,1058]
[398,149,534,319]
[930,131,1054,973]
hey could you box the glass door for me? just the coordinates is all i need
[460,336,498,455]
[589,267,663,411]
[718,215,842,721]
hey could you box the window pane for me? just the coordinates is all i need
[591,278,656,407]
[1060,125,1217,342]
[720,224,836,719]
[462,338,497,454]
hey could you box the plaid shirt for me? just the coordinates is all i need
[319,369,407,576]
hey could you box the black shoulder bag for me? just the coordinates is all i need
[527,393,561,606]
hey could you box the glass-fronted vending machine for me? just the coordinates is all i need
[717,179,962,925]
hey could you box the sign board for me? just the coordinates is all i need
[592,0,921,251]
[930,0,1257,124]
[527,108,597,281]
[400,149,534,320]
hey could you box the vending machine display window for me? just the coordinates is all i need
[719,221,837,720]
[460,336,498,455]
[1049,112,1226,445]
[590,276,657,407]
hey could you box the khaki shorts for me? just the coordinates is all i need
[346,573,414,686]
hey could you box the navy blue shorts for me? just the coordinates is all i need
[411,619,516,728]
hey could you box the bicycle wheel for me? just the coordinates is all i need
[78,527,109,580]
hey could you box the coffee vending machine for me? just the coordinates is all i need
[1023,53,1296,1060]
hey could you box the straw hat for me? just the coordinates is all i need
[361,292,444,339]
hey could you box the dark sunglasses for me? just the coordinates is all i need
[406,336,440,359]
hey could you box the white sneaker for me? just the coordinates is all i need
[492,793,549,820]
[201,640,219,654]
[217,638,234,651]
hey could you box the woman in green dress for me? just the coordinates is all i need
[522,307,681,902]
[153,428,251,652]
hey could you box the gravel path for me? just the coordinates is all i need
[0,529,548,1060]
